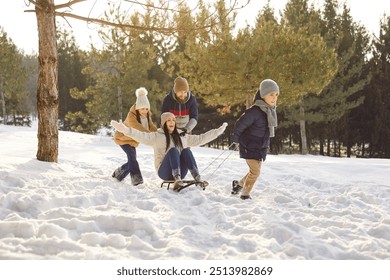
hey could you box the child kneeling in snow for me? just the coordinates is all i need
[232,79,280,200]
[111,112,227,191]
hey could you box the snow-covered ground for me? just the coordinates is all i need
[0,122,389,261]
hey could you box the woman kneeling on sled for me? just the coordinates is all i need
[111,112,227,191]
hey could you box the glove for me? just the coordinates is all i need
[110,120,130,135]
[179,128,187,137]
[218,122,228,134]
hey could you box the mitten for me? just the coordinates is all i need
[110,120,131,135]
[217,122,228,134]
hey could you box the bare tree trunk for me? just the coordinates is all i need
[0,75,7,124]
[117,85,123,120]
[338,141,342,157]
[35,0,59,162]
[245,93,252,109]
[299,97,308,155]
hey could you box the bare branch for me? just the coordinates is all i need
[28,0,252,36]
[124,0,200,14]
[55,11,180,34]
[26,0,43,11]
[26,0,38,6]
[54,0,87,10]
[125,0,177,13]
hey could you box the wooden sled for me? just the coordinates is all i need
[160,180,209,192]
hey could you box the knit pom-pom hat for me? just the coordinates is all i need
[135,87,150,110]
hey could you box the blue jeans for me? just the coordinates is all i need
[115,144,142,182]
[158,148,198,180]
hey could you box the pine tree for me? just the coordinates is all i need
[68,9,159,134]
[57,27,88,131]
[358,16,390,157]
[306,0,370,157]
[21,54,38,117]
[278,0,338,154]
[0,28,29,125]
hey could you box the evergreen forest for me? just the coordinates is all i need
[1,0,390,158]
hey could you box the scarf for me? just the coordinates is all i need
[254,99,278,137]
[140,116,149,130]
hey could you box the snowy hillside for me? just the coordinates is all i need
[0,123,389,260]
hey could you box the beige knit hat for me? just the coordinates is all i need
[173,77,189,93]
[160,112,175,127]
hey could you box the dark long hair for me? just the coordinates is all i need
[163,123,183,151]
[135,110,150,126]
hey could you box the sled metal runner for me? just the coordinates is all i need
[161,180,209,192]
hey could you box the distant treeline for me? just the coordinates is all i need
[1,0,389,158]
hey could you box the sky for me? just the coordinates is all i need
[0,0,390,55]
[0,120,389,278]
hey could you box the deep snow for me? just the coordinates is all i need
[0,122,389,260]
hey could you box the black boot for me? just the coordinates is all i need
[112,166,126,182]
[231,180,243,195]
[131,174,144,186]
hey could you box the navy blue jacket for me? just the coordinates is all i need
[232,104,270,161]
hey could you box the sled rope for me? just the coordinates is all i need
[201,143,238,181]
[199,143,234,174]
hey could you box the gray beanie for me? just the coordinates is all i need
[259,79,279,98]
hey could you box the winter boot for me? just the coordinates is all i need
[173,174,184,192]
[240,184,253,200]
[131,174,144,186]
[172,168,184,191]
[112,166,126,182]
[231,180,243,195]
[190,168,201,182]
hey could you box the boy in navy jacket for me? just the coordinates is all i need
[232,79,280,200]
